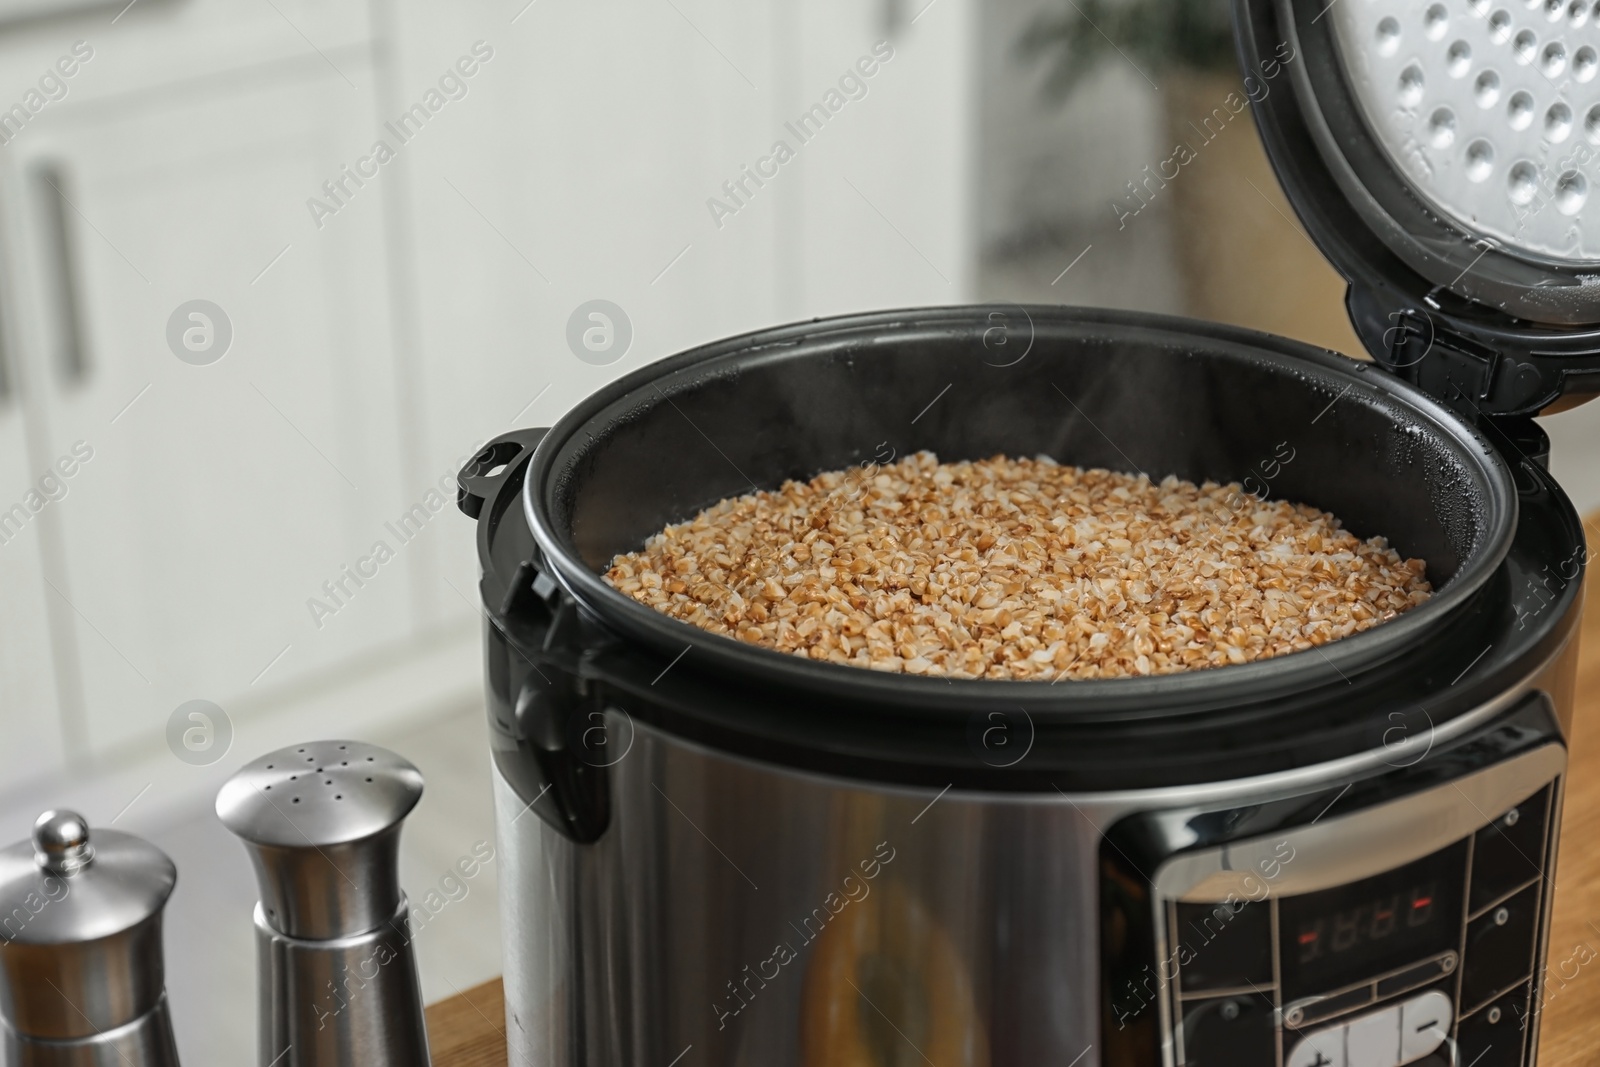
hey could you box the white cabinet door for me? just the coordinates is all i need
[0,296,67,780]
[0,65,412,762]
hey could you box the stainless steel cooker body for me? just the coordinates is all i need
[490,637,1579,1067]
[470,0,1600,1050]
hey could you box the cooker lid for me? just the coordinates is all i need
[1234,0,1600,414]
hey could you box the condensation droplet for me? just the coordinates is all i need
[1466,138,1497,180]
[1508,90,1536,129]
[1588,104,1600,144]
[1428,106,1458,146]
[1474,69,1501,107]
[1546,101,1573,141]
[1489,9,1514,39]
[1508,160,1540,204]
[1447,39,1473,76]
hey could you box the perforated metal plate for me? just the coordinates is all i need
[1328,0,1600,264]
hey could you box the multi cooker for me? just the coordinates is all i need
[458,0,1600,1063]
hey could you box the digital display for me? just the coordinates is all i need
[1294,881,1438,964]
[1278,841,1469,1002]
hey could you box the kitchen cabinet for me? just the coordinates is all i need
[0,0,372,109]
[0,0,978,793]
[0,62,412,760]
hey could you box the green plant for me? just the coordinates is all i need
[1018,0,1236,100]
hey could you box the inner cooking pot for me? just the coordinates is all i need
[522,306,1517,711]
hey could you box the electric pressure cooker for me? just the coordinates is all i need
[458,0,1600,1062]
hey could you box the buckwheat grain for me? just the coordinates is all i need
[603,452,1431,680]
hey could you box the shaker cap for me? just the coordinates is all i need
[0,811,176,946]
[215,740,423,849]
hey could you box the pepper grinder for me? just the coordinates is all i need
[216,741,430,1067]
[0,810,181,1066]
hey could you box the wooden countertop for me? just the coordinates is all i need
[427,519,1600,1067]
[426,979,507,1067]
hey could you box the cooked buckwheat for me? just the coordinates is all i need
[603,452,1431,680]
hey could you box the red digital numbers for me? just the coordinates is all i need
[1370,894,1398,940]
[1298,919,1326,964]
[1408,883,1436,928]
[1293,882,1438,963]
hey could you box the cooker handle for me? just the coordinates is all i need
[458,425,618,843]
[457,426,549,520]
[484,559,615,845]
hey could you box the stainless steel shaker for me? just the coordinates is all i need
[215,741,431,1067]
[0,810,181,1066]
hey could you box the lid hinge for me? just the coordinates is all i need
[1353,284,1598,417]
[1379,309,1553,469]
[1382,310,1502,419]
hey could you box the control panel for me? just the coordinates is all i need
[1161,779,1556,1067]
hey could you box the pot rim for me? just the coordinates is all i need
[521,304,1519,716]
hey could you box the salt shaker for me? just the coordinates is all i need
[0,810,181,1066]
[215,740,430,1067]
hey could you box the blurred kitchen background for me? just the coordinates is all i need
[0,0,1594,1060]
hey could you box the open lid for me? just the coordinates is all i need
[1234,0,1600,415]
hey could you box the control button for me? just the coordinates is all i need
[1175,899,1273,993]
[1376,953,1456,1000]
[1180,993,1275,1065]
[1287,1025,1346,1067]
[1398,990,1452,1062]
[1286,984,1374,1028]
[1456,981,1530,1067]
[1461,882,1540,1011]
[1345,1004,1401,1067]
[1470,786,1549,913]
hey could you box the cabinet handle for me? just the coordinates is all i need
[32,162,89,387]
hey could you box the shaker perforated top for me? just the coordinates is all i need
[215,740,423,849]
